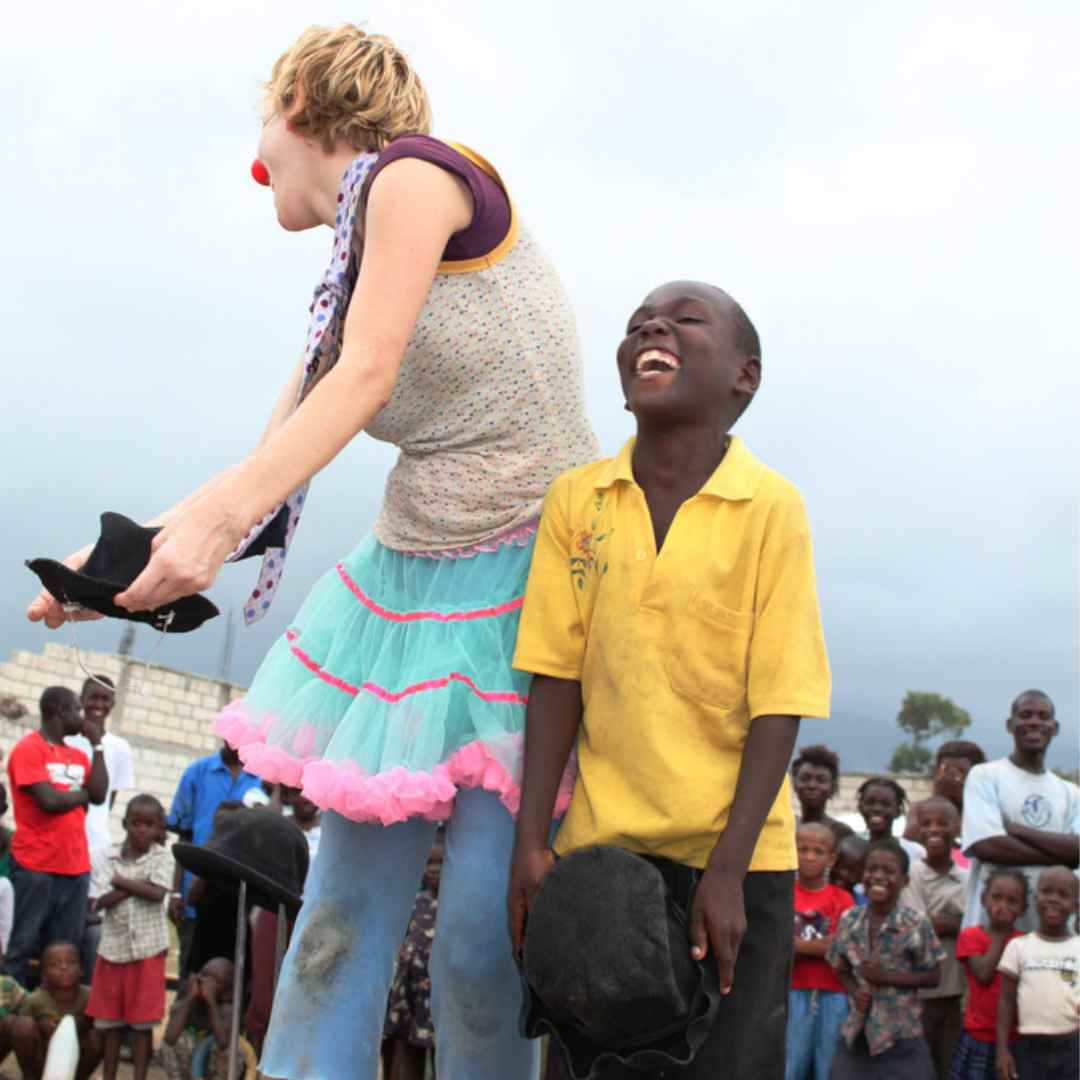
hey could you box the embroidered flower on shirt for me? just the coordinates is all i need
[570,493,613,590]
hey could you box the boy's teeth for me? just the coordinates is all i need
[635,349,680,373]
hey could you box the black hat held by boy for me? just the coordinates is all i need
[26,512,219,633]
[520,846,720,1080]
[173,807,309,915]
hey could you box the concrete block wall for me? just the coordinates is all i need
[0,642,244,844]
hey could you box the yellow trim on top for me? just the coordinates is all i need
[436,141,519,274]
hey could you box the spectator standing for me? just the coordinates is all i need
[165,745,260,977]
[905,740,986,866]
[901,797,968,1078]
[791,744,855,846]
[65,675,135,976]
[961,690,1079,933]
[4,687,107,986]
[0,785,12,957]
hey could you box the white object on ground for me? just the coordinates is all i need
[42,1014,78,1080]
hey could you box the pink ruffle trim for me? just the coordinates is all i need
[403,519,539,561]
[214,699,574,826]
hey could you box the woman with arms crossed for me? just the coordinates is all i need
[29,25,597,1080]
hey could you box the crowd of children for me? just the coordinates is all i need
[784,736,1078,1080]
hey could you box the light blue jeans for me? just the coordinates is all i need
[260,788,539,1080]
[785,988,849,1080]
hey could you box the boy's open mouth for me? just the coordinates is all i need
[634,348,681,381]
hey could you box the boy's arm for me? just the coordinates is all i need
[859,961,941,989]
[793,935,833,958]
[508,676,582,953]
[1001,821,1079,867]
[110,876,167,903]
[689,713,799,995]
[963,766,1053,865]
[995,973,1019,1080]
[163,985,196,1045]
[206,1001,233,1049]
[94,890,129,911]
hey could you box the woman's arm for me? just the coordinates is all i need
[115,156,472,615]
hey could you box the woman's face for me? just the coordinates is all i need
[257,115,325,232]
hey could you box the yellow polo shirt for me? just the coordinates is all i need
[513,437,831,870]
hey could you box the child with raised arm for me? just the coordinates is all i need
[160,957,235,1080]
[786,823,853,1080]
[509,281,831,1078]
[85,794,172,1080]
[950,868,1027,1080]
[827,839,945,1079]
[995,866,1078,1080]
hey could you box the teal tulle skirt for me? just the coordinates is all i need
[215,531,574,825]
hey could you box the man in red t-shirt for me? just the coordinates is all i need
[785,822,854,1080]
[3,686,108,986]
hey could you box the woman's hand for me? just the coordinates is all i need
[26,544,100,628]
[114,494,245,614]
[689,867,747,995]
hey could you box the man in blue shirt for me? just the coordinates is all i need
[166,743,262,975]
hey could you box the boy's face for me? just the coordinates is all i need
[917,801,960,859]
[832,847,866,893]
[863,850,907,908]
[616,283,759,425]
[858,784,900,836]
[796,826,835,883]
[1007,694,1057,754]
[792,763,833,812]
[80,685,114,727]
[983,876,1027,928]
[125,806,162,854]
[199,959,235,1002]
[42,945,82,991]
[1034,868,1079,934]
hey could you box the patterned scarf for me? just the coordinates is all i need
[227,151,379,625]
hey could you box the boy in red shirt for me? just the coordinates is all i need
[786,822,853,1079]
[3,687,108,986]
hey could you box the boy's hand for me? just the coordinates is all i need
[852,985,873,1013]
[689,868,745,996]
[168,895,185,926]
[857,961,887,985]
[996,1049,1018,1080]
[507,845,555,955]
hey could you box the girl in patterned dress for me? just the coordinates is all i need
[28,23,596,1080]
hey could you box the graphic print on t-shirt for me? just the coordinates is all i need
[1022,956,1078,984]
[1021,793,1053,828]
[46,762,85,789]
[795,909,831,940]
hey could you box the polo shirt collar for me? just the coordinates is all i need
[596,436,763,501]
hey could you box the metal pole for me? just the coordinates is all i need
[273,902,288,993]
[227,880,248,1080]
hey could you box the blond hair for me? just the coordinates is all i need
[265,25,432,152]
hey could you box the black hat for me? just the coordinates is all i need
[521,847,720,1080]
[173,808,309,915]
[26,512,218,633]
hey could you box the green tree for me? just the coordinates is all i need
[887,691,972,774]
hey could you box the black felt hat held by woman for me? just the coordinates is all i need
[173,807,309,915]
[520,846,720,1080]
[26,511,219,633]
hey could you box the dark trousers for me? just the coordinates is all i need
[546,867,795,1080]
[921,995,962,1079]
[3,860,89,987]
[1014,1033,1079,1079]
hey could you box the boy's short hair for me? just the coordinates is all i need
[41,940,80,963]
[39,685,76,718]
[81,674,115,696]
[265,24,432,152]
[124,793,165,821]
[791,743,841,792]
[917,795,960,824]
[935,740,985,766]
[866,837,909,874]
[1010,688,1054,715]
[796,821,836,849]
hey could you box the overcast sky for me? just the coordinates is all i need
[3,1,1077,771]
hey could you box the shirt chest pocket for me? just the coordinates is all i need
[665,592,753,710]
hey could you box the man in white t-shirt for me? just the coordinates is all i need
[961,689,1079,932]
[65,674,135,973]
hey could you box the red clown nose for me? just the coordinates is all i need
[251,159,270,186]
